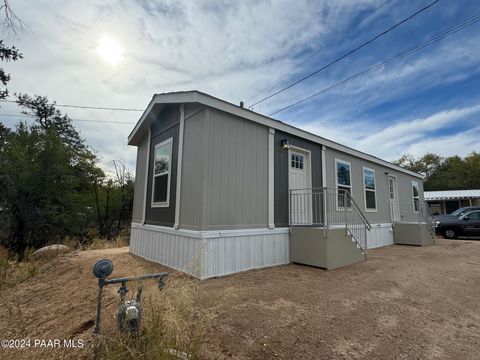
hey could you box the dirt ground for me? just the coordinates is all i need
[1,238,479,359]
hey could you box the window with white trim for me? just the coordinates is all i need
[412,181,419,213]
[335,159,352,208]
[363,167,376,211]
[152,138,173,207]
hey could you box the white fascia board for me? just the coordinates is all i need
[128,95,156,145]
[128,90,423,179]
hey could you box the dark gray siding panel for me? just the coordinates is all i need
[145,105,180,227]
[274,131,322,227]
[179,107,206,230]
[150,105,180,137]
[132,137,149,223]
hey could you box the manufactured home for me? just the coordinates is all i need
[128,91,434,279]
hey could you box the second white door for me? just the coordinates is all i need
[289,148,312,224]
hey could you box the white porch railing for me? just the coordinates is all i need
[391,201,435,239]
[289,187,371,254]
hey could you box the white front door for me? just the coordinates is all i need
[289,149,312,225]
[388,176,400,222]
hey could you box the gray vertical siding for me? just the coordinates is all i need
[274,131,322,227]
[395,172,424,223]
[144,105,180,227]
[324,147,423,224]
[132,137,148,223]
[202,107,269,229]
[179,106,269,230]
[134,99,422,230]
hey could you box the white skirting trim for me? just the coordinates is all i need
[367,223,394,249]
[130,223,290,279]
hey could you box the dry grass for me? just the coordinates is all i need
[85,236,129,250]
[0,235,128,291]
[98,272,211,360]
[62,236,129,251]
[0,246,41,290]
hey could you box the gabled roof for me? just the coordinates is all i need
[424,190,480,200]
[128,90,423,179]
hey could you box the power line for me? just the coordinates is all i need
[268,13,480,116]
[244,0,394,104]
[0,112,135,124]
[0,99,144,112]
[249,0,441,108]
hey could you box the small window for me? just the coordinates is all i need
[335,159,352,208]
[291,154,304,169]
[363,167,376,211]
[152,138,173,207]
[412,181,419,213]
[388,178,395,200]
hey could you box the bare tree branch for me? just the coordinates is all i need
[1,0,31,38]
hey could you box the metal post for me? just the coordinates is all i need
[344,192,347,237]
[92,280,104,360]
[364,226,368,261]
[289,189,292,230]
[323,188,328,224]
[91,257,168,360]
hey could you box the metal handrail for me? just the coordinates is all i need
[343,192,368,253]
[345,191,372,231]
[419,202,435,238]
[391,200,435,240]
[289,187,371,254]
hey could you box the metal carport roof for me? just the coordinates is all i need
[424,190,480,200]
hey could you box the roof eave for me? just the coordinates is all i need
[127,90,423,179]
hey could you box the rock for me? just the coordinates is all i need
[33,244,71,259]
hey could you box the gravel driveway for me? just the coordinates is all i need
[198,238,480,359]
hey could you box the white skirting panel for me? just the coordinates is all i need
[130,223,290,279]
[130,225,206,278]
[367,223,394,249]
[204,231,290,278]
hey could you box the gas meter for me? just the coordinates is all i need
[91,259,168,358]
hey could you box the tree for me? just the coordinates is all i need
[0,5,134,252]
[93,160,134,240]
[0,95,136,254]
[463,152,480,189]
[1,0,28,36]
[16,94,88,150]
[0,40,22,99]
[393,153,443,179]
[394,152,480,191]
[0,96,104,254]
[425,152,480,191]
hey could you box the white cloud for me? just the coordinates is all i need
[299,103,480,160]
[2,0,387,173]
[1,0,479,176]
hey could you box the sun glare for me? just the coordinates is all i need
[96,35,124,65]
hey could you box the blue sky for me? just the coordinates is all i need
[1,0,479,174]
